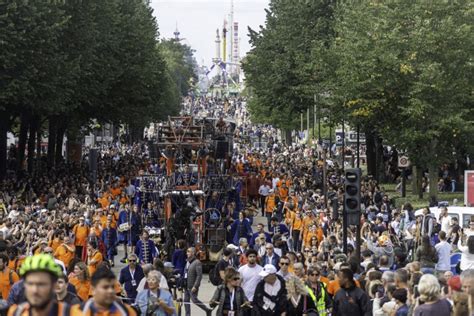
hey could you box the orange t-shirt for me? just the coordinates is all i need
[49,238,62,252]
[0,267,20,299]
[87,251,103,277]
[54,244,75,267]
[110,187,122,198]
[327,277,361,296]
[74,224,90,247]
[69,276,91,302]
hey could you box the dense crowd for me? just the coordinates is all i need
[0,97,472,316]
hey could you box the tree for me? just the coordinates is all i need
[329,1,474,198]
[243,0,336,131]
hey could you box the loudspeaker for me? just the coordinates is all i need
[148,142,159,159]
[89,149,98,173]
[215,141,229,159]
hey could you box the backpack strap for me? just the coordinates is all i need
[9,269,14,286]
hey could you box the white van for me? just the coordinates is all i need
[415,206,474,228]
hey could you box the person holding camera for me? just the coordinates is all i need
[135,270,175,316]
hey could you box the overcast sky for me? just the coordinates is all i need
[151,0,269,67]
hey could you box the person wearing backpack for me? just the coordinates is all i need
[0,253,20,300]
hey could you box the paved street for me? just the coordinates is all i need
[112,214,267,315]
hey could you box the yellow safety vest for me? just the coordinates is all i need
[306,284,327,316]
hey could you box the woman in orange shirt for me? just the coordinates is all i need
[86,243,103,277]
[69,262,91,302]
[304,224,319,248]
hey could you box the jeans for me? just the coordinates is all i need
[184,288,210,316]
[292,230,301,252]
[266,213,273,231]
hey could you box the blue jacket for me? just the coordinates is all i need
[230,219,253,245]
[172,249,187,276]
[135,289,176,316]
[261,253,280,270]
[119,265,145,300]
[134,239,158,264]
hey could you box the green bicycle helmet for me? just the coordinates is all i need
[19,254,62,278]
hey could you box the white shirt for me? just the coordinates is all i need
[435,240,452,271]
[263,278,281,311]
[259,185,270,196]
[238,264,263,301]
[440,216,452,233]
[459,240,474,271]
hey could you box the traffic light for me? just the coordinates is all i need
[344,168,361,226]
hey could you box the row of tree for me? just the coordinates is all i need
[0,0,197,178]
[243,0,474,199]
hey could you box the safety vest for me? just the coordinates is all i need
[306,283,328,316]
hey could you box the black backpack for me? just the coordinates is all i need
[209,263,223,286]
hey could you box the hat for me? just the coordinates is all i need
[110,204,116,208]
[164,262,174,268]
[259,264,277,278]
[448,275,462,292]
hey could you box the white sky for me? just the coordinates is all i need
[151,0,269,67]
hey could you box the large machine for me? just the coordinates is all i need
[139,115,240,265]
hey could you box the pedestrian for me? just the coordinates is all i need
[210,267,251,316]
[183,247,212,316]
[238,249,262,309]
[101,215,118,267]
[55,273,81,305]
[76,267,137,316]
[458,233,474,271]
[333,268,371,316]
[8,254,73,316]
[68,261,91,302]
[435,231,452,274]
[286,276,317,316]
[135,231,158,265]
[260,243,280,269]
[416,235,438,274]
[119,253,144,302]
[253,264,288,316]
[135,270,175,316]
[277,256,294,281]
[305,266,331,315]
[413,274,452,316]
[0,253,20,300]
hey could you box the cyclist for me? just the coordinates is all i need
[7,254,75,316]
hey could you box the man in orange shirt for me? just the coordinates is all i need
[73,267,136,316]
[0,253,20,300]
[73,216,90,258]
[54,236,75,268]
[327,262,361,296]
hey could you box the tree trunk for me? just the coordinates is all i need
[47,116,57,168]
[417,167,424,199]
[375,134,385,183]
[428,162,439,205]
[412,165,419,195]
[55,123,66,166]
[365,129,377,177]
[27,118,38,174]
[36,127,42,174]
[17,112,30,171]
[0,113,9,180]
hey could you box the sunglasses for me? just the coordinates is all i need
[310,273,319,276]
[129,260,136,263]
[233,277,241,281]
[280,262,289,266]
[304,249,310,252]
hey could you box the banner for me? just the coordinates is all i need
[465,170,474,206]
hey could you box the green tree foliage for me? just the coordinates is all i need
[0,0,197,177]
[242,0,336,130]
[244,0,474,199]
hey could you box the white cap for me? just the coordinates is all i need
[259,264,277,278]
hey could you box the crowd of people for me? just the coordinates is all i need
[0,96,472,316]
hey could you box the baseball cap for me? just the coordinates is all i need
[259,264,277,278]
[164,262,174,268]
